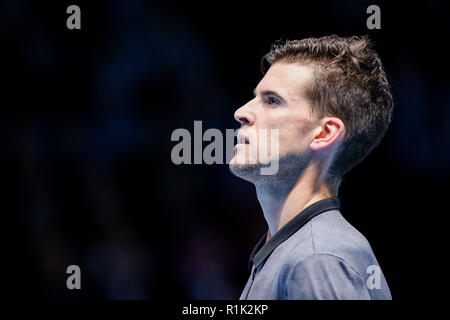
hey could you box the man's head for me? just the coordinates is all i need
[229,35,394,194]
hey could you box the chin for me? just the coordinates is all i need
[228,161,262,183]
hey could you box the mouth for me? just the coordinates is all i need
[237,132,250,145]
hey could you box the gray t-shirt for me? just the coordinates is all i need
[239,197,391,300]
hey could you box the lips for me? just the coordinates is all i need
[237,132,249,144]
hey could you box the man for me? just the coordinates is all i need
[229,35,393,300]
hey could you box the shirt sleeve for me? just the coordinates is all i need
[284,253,371,300]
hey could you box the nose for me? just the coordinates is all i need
[234,101,255,126]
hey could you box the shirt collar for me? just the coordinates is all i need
[248,197,341,271]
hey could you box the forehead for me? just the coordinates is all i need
[256,62,314,102]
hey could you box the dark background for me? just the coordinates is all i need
[2,0,449,299]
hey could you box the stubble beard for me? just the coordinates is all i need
[229,151,310,190]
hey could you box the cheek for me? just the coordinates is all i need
[278,118,315,153]
[256,110,315,154]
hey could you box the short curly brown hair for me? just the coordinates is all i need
[263,35,394,194]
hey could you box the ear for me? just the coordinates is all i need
[310,117,345,151]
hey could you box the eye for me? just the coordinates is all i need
[265,96,280,106]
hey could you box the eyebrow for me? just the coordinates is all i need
[253,88,286,103]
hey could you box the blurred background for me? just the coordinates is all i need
[2,0,449,299]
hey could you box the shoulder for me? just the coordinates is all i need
[309,209,373,255]
[276,210,391,299]
[284,210,379,277]
[282,252,370,299]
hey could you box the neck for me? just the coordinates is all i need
[256,162,334,241]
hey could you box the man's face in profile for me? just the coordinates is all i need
[229,62,320,183]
